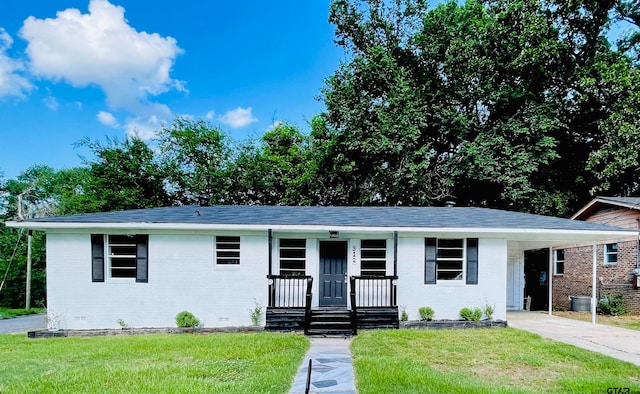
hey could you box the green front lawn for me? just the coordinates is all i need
[0,332,308,393]
[351,328,640,393]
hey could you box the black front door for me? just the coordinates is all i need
[319,241,348,307]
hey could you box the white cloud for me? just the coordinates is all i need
[19,0,184,119]
[43,95,59,110]
[124,102,170,140]
[97,110,118,127]
[205,110,215,120]
[219,107,258,128]
[0,28,33,98]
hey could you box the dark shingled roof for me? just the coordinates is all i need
[22,205,631,232]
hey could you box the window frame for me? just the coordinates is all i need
[554,249,565,275]
[436,238,465,282]
[108,235,138,279]
[91,234,148,283]
[216,236,241,265]
[360,239,387,277]
[604,243,618,266]
[278,238,306,276]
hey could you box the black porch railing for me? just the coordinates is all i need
[267,275,313,308]
[350,276,398,308]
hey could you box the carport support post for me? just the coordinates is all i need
[548,247,553,316]
[592,243,597,324]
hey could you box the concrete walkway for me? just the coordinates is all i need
[508,311,640,366]
[289,337,357,394]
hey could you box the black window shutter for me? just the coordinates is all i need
[466,238,479,285]
[136,234,149,283]
[91,234,104,282]
[424,238,436,284]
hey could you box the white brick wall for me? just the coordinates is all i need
[47,231,268,329]
[397,238,507,321]
[46,231,509,329]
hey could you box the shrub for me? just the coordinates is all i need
[460,307,482,321]
[175,311,200,328]
[400,306,408,322]
[249,299,263,326]
[418,306,434,321]
[597,292,628,316]
[483,303,495,320]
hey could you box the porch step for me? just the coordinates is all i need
[307,308,355,336]
[265,308,306,331]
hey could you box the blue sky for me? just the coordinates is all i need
[0,0,343,179]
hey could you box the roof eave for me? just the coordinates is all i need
[5,220,636,242]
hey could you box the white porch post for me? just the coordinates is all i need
[548,247,553,316]
[592,243,597,324]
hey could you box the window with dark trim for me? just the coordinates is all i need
[425,238,478,285]
[91,234,148,282]
[279,239,306,276]
[216,236,240,265]
[360,239,386,276]
[554,249,565,275]
[604,243,618,266]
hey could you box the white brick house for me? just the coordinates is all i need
[7,206,634,331]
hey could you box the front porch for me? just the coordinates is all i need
[265,275,399,335]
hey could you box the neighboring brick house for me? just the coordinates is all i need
[552,197,640,314]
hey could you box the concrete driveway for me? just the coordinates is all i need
[508,311,640,366]
[0,314,46,333]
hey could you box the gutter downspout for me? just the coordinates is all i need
[548,247,553,317]
[592,243,597,324]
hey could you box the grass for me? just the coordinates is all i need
[0,332,308,393]
[351,328,640,393]
[553,311,640,331]
[0,307,46,319]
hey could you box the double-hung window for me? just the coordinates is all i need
[279,239,306,276]
[425,238,478,285]
[604,243,618,266]
[360,239,387,276]
[216,236,240,265]
[91,234,148,282]
[554,249,565,275]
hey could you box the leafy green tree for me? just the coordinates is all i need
[321,0,640,214]
[227,123,314,205]
[320,0,453,206]
[157,117,231,206]
[82,137,171,212]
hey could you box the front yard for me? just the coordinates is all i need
[3,328,640,393]
[0,332,308,393]
[351,328,640,393]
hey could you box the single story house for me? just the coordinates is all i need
[6,205,635,332]
[551,197,640,314]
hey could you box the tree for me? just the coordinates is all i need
[321,0,640,214]
[82,137,171,212]
[227,123,314,205]
[157,117,231,206]
[319,0,452,206]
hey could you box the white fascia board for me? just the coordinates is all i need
[5,220,636,241]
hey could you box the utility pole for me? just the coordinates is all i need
[26,230,32,310]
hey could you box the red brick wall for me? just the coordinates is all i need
[552,240,640,314]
